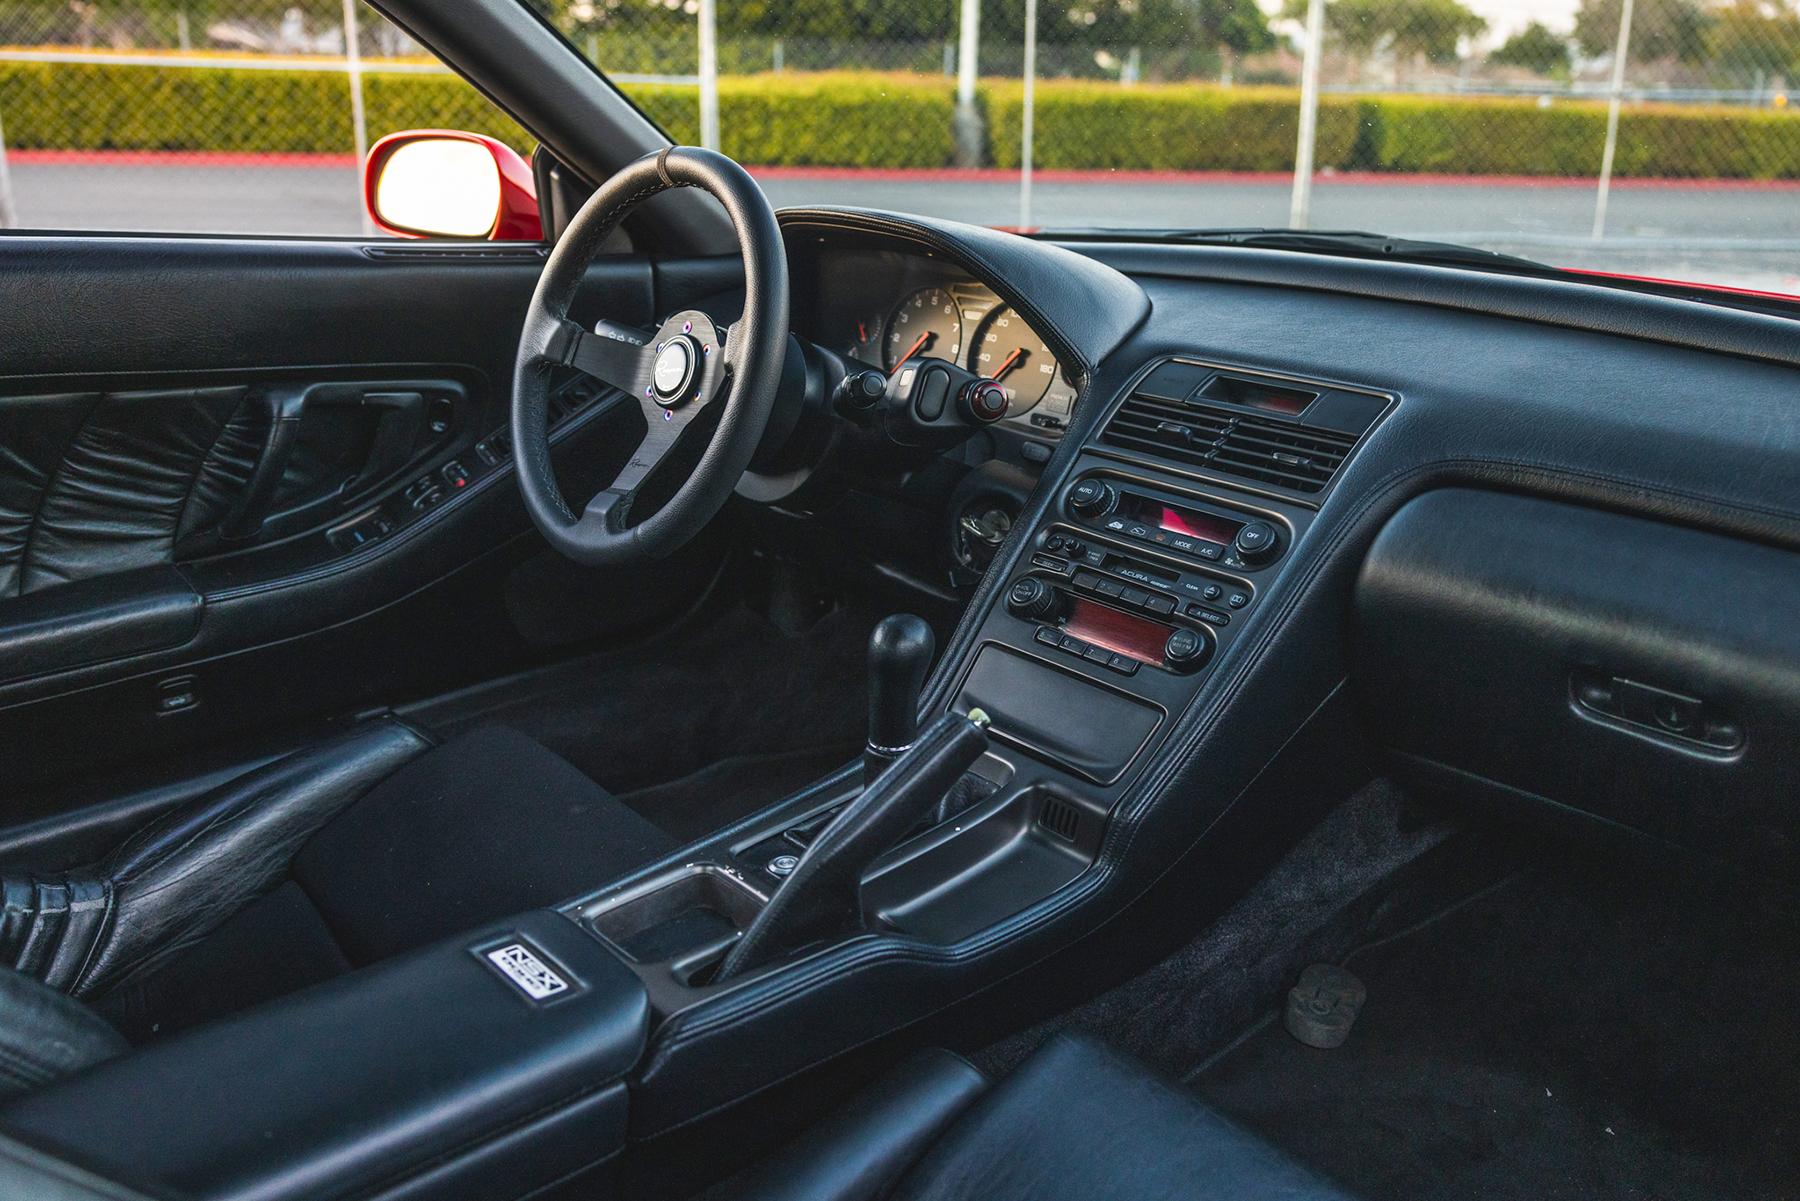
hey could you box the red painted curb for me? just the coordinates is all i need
[745,165,1800,190]
[5,150,359,167]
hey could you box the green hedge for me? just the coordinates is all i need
[983,81,1369,172]
[1372,94,1800,178]
[620,73,955,168]
[3,62,1798,178]
[0,61,534,153]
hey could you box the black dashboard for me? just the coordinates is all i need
[580,207,1800,1135]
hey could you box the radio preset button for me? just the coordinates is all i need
[1035,626,1062,647]
[1107,654,1140,676]
[1096,579,1124,598]
[1084,645,1112,665]
[1145,594,1177,615]
[1120,586,1149,607]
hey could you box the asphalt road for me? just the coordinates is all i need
[8,160,1799,295]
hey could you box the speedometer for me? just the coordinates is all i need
[884,287,962,372]
[969,305,1058,417]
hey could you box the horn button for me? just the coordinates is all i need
[652,336,700,406]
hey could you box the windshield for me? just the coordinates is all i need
[544,0,1800,299]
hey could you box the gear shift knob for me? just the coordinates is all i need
[866,614,935,783]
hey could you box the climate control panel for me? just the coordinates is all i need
[1062,476,1287,573]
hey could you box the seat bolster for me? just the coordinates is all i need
[714,1048,989,1201]
[891,1031,1357,1201]
[68,717,432,998]
[0,966,128,1097]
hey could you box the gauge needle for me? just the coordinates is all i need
[893,331,933,374]
[989,347,1026,380]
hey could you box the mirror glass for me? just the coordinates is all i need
[374,139,502,237]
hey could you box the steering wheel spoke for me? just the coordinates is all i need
[584,384,718,530]
[551,320,658,395]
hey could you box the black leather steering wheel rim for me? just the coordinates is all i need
[511,147,789,565]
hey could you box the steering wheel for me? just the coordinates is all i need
[511,147,789,565]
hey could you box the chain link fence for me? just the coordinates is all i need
[0,0,1797,245]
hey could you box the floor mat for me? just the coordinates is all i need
[972,780,1460,1081]
[1190,851,1800,1201]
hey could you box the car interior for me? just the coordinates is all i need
[1,1,1798,1198]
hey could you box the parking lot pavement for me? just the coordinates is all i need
[8,160,1798,295]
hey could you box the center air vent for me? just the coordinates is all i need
[1101,392,1358,495]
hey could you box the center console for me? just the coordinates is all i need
[567,356,1392,1025]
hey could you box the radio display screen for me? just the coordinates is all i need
[1064,597,1170,665]
[1118,493,1242,547]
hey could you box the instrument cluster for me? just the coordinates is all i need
[823,258,1079,433]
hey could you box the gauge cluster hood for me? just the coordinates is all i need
[778,208,1151,388]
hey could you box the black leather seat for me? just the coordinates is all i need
[717,1031,1356,1201]
[0,717,675,1059]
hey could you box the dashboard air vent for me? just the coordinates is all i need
[1101,393,1358,494]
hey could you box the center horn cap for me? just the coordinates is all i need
[652,337,699,406]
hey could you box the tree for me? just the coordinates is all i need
[1286,0,1488,63]
[1706,0,1800,82]
[1489,21,1571,74]
[1573,0,1711,64]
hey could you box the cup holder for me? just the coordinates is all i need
[588,865,767,977]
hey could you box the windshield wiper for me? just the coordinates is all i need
[1043,227,1551,275]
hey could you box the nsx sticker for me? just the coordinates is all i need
[485,942,570,1000]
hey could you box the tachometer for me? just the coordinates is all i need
[969,305,1058,417]
[884,287,962,372]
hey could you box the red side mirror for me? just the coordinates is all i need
[364,130,541,241]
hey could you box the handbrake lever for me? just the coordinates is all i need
[715,709,991,981]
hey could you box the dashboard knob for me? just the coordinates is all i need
[1233,521,1280,566]
[1163,626,1212,671]
[1006,576,1059,621]
[1067,478,1117,518]
[960,379,1009,424]
[834,369,887,412]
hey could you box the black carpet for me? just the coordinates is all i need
[973,780,1460,1080]
[1190,846,1800,1200]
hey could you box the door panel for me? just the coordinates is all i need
[0,235,698,803]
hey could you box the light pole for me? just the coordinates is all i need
[1288,0,1326,229]
[1020,0,1037,228]
[955,0,983,167]
[698,0,719,151]
[1593,0,1634,240]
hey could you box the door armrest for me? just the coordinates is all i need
[0,567,200,686]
